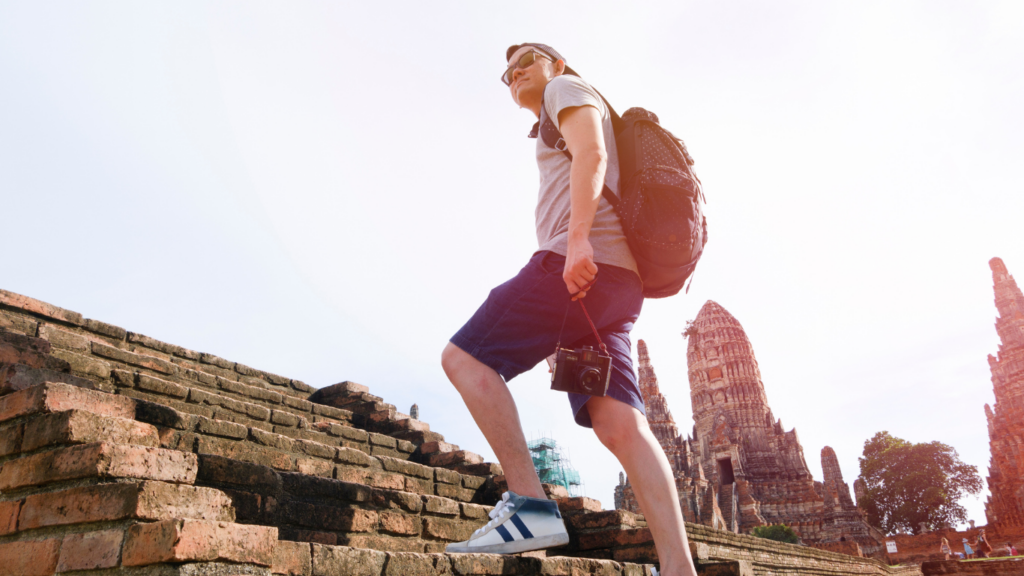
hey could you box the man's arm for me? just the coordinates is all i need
[557,103,607,297]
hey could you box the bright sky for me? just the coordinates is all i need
[2,1,1022,530]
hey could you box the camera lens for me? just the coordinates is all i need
[578,367,602,393]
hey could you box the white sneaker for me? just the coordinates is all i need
[446,491,570,554]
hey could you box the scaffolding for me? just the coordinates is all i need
[527,436,584,497]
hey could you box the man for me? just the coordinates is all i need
[440,44,698,576]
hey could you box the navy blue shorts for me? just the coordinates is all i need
[450,251,645,428]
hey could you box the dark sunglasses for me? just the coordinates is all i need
[501,50,552,86]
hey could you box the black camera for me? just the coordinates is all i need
[550,345,612,397]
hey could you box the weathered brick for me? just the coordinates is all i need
[134,398,194,430]
[284,396,314,412]
[137,374,189,398]
[273,540,312,576]
[384,552,453,576]
[56,529,124,572]
[111,368,136,388]
[360,488,418,515]
[200,352,234,369]
[449,553,522,575]
[423,495,459,516]
[380,511,420,536]
[0,442,197,489]
[277,501,378,533]
[435,483,477,502]
[22,410,158,452]
[272,409,301,427]
[335,446,376,468]
[197,454,283,495]
[557,496,603,513]
[198,435,293,471]
[127,332,195,359]
[455,462,503,477]
[297,458,334,477]
[249,427,297,453]
[377,456,432,479]
[569,510,637,531]
[122,519,276,566]
[435,468,461,485]
[463,475,486,490]
[83,318,127,340]
[405,476,434,495]
[328,424,368,442]
[18,481,233,530]
[0,423,23,457]
[311,544,385,576]
[92,341,174,374]
[295,439,336,460]
[369,433,398,448]
[0,289,82,326]
[280,472,372,504]
[0,538,61,576]
[0,382,134,422]
[461,502,491,521]
[425,450,483,468]
[0,500,20,535]
[422,517,476,541]
[291,379,315,394]
[336,467,406,491]
[37,324,91,352]
[49,348,111,379]
[578,527,653,551]
[338,534,424,553]
[195,416,248,439]
[0,309,38,336]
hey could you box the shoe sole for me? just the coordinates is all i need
[446,532,570,554]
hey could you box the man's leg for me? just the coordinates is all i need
[441,342,546,500]
[587,395,698,576]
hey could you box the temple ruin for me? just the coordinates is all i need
[984,257,1024,531]
[0,288,920,575]
[616,301,883,556]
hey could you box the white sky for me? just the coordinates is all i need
[2,1,1022,529]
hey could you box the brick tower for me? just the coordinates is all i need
[686,301,823,538]
[984,257,1024,529]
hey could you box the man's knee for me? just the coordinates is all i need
[592,406,645,454]
[441,342,466,379]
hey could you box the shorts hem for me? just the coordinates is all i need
[448,335,518,382]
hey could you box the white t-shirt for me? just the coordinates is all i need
[533,75,638,276]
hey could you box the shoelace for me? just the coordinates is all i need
[473,492,514,537]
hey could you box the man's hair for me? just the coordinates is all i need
[505,43,580,78]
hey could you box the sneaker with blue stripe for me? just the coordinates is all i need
[446,491,570,554]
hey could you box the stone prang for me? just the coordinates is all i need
[984,257,1024,530]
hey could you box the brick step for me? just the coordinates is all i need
[0,518,277,574]
[272,542,657,576]
[195,453,497,552]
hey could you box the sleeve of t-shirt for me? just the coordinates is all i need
[544,76,604,132]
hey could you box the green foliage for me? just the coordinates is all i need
[857,431,983,536]
[751,524,800,544]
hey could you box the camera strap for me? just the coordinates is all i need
[554,296,609,356]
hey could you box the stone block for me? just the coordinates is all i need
[271,409,300,426]
[50,348,112,379]
[0,289,82,326]
[22,410,159,451]
[295,438,336,460]
[112,368,136,388]
[83,318,127,340]
[279,528,338,546]
[273,540,312,576]
[0,537,61,576]
[378,456,433,479]
[0,423,23,457]
[0,309,38,336]
[198,435,293,471]
[328,424,368,442]
[337,534,424,553]
[369,432,397,448]
[56,529,124,572]
[449,553,522,575]
[425,450,482,468]
[336,466,406,491]
[135,398,194,430]
[423,495,459,516]
[422,517,476,541]
[0,500,20,535]
[557,497,603,513]
[695,561,752,576]
[0,364,94,396]
[453,462,502,477]
[370,488,423,514]
[196,416,248,439]
[137,374,189,398]
[384,552,452,576]
[276,500,378,532]
[92,341,174,374]
[200,353,234,370]
[0,442,197,489]
[0,382,134,422]
[284,396,314,412]
[280,472,372,504]
[37,324,90,352]
[463,475,486,490]
[335,447,376,468]
[250,427,297,452]
[578,527,653,551]
[405,476,434,495]
[435,483,477,502]
[122,519,277,567]
[220,489,261,522]
[380,511,420,536]
[127,332,197,359]
[461,503,491,521]
[569,510,637,531]
[529,557,620,575]
[435,468,461,485]
[18,481,234,529]
[297,458,334,477]
[311,544,385,576]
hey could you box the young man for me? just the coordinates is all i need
[440,43,698,576]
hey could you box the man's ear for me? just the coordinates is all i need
[554,59,566,76]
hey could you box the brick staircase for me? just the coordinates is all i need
[0,289,924,576]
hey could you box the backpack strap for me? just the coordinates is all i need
[534,84,621,210]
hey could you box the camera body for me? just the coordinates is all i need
[550,345,612,397]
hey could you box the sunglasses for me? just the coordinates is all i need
[501,50,553,86]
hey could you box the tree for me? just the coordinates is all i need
[751,524,799,544]
[857,431,982,535]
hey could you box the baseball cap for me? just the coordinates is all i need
[506,43,580,78]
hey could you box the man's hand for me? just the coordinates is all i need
[564,237,598,298]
